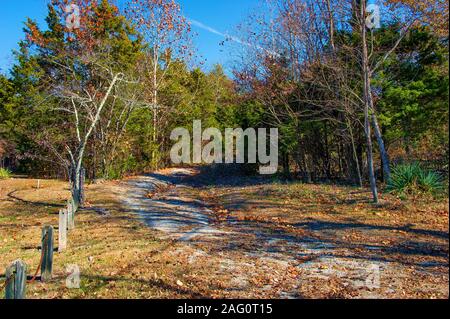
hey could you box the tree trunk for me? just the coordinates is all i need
[371,111,391,182]
[361,0,379,203]
[304,153,312,183]
[67,72,122,209]
[282,152,291,180]
[151,50,159,171]
[347,119,363,187]
[69,163,81,209]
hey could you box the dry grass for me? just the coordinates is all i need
[195,180,449,298]
[0,175,448,299]
[0,178,220,299]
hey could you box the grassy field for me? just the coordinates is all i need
[0,178,217,298]
[0,173,448,299]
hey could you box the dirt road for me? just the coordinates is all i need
[120,168,449,299]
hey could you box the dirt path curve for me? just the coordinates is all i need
[119,168,446,299]
[121,168,226,242]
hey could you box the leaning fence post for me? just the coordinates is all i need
[41,226,54,282]
[67,200,75,230]
[59,209,67,252]
[5,260,27,299]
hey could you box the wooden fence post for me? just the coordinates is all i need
[67,200,75,230]
[41,226,54,282]
[5,260,27,299]
[58,209,67,252]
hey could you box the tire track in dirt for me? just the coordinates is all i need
[119,168,446,298]
[121,168,227,242]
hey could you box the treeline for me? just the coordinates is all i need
[0,0,238,183]
[0,0,448,203]
[231,0,448,200]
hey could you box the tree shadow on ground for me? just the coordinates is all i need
[119,165,449,291]
[80,274,212,298]
[7,190,65,208]
[196,217,449,271]
[293,220,449,240]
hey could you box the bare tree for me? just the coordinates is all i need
[26,0,143,206]
[126,0,193,169]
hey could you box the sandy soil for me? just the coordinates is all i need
[118,167,449,299]
[0,167,447,299]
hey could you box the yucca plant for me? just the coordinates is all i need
[417,169,444,194]
[386,163,443,197]
[0,168,12,179]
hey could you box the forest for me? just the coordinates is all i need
[0,0,448,202]
[0,0,448,300]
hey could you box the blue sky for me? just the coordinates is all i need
[178,0,260,71]
[0,0,260,75]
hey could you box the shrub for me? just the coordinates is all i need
[386,163,444,197]
[0,168,12,179]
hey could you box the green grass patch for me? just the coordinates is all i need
[0,168,12,179]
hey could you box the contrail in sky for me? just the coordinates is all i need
[187,17,279,57]
[188,18,226,38]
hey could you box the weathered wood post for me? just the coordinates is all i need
[5,260,27,299]
[58,209,67,252]
[41,226,54,282]
[67,200,75,230]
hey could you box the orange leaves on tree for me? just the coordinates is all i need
[125,0,193,59]
[385,0,449,36]
[28,0,124,55]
